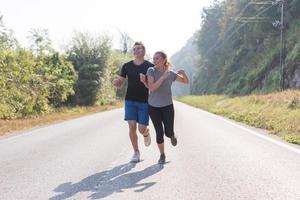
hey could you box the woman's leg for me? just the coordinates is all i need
[149,106,164,145]
[162,104,175,138]
[162,104,177,146]
[149,105,166,162]
[157,142,164,155]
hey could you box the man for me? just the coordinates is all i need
[112,41,154,163]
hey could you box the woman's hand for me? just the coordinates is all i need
[140,73,149,88]
[140,73,146,83]
[177,69,186,76]
[176,69,189,84]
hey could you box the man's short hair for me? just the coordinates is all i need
[133,41,145,51]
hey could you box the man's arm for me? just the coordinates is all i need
[112,76,126,87]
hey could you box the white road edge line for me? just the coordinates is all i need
[204,109,300,155]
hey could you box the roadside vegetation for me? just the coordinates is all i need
[0,16,130,137]
[177,90,300,145]
[0,102,123,137]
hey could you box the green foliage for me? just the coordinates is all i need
[284,19,300,76]
[0,47,77,119]
[67,31,112,105]
[0,26,77,118]
[0,14,131,119]
[178,90,300,145]
[39,53,78,107]
[27,28,53,55]
[289,0,300,18]
[185,0,300,95]
[98,50,131,104]
[67,32,111,70]
[0,48,42,118]
[282,134,300,145]
[76,64,101,105]
[0,16,18,50]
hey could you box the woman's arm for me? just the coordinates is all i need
[175,69,189,84]
[148,70,168,92]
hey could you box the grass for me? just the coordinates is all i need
[177,90,300,145]
[0,101,123,137]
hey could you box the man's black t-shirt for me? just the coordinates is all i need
[120,60,154,103]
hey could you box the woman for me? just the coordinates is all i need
[146,51,189,164]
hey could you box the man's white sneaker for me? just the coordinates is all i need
[143,129,151,147]
[130,151,140,163]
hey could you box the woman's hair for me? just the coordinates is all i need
[154,51,173,69]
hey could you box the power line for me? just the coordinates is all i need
[250,1,274,5]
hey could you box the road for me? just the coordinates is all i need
[0,101,300,200]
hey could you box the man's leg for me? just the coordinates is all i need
[138,124,149,136]
[138,124,151,146]
[128,120,138,152]
[137,102,150,136]
[124,101,140,162]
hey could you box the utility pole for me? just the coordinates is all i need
[279,0,285,90]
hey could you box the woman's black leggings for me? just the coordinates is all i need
[149,104,174,144]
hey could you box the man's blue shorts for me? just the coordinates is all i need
[124,100,149,126]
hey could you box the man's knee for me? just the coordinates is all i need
[128,121,137,131]
[138,124,147,134]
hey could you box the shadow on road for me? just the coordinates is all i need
[49,162,164,199]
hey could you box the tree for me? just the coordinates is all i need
[118,30,134,54]
[0,15,18,50]
[27,28,53,55]
[67,31,112,105]
[41,53,77,107]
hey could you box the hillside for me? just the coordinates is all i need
[171,35,198,96]
[172,0,300,96]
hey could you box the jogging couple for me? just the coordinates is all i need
[112,41,189,164]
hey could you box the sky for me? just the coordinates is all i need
[0,0,213,56]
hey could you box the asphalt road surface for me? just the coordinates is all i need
[1,101,300,200]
